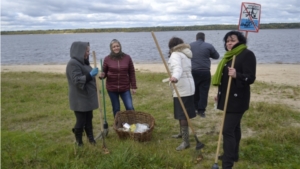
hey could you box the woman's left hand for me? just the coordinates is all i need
[131,89,136,94]
[228,67,237,78]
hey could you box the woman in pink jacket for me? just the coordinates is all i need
[100,39,137,118]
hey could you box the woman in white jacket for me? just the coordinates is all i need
[168,37,197,151]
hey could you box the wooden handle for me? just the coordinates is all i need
[151,31,196,135]
[214,55,236,163]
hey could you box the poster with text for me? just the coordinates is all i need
[238,2,261,32]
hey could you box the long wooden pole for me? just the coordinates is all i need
[151,32,198,136]
[213,55,236,164]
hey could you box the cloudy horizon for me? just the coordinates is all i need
[1,0,300,31]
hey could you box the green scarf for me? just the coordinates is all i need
[212,44,247,86]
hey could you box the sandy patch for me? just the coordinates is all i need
[134,63,300,87]
[2,63,299,86]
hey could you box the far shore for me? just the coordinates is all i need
[1,63,299,86]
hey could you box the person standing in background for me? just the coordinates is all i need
[100,39,137,118]
[190,32,220,118]
[66,41,99,146]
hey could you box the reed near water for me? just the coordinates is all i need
[1,71,300,169]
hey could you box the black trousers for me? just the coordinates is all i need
[222,112,244,169]
[192,70,211,113]
[74,110,93,129]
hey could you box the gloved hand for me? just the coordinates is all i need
[90,68,99,77]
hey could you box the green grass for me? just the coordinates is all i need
[1,72,300,169]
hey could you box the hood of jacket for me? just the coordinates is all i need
[70,41,89,64]
[170,44,192,59]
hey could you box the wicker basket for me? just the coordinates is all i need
[113,110,155,142]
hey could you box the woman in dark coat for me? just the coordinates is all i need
[212,31,256,169]
[66,41,99,146]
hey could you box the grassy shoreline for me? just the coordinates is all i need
[1,71,300,169]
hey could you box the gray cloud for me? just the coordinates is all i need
[1,0,300,31]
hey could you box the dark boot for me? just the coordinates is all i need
[72,128,83,146]
[85,127,96,145]
[176,126,190,151]
[172,121,182,138]
[171,127,182,138]
[171,133,182,138]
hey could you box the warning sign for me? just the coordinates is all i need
[238,2,261,32]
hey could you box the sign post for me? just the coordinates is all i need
[238,2,261,38]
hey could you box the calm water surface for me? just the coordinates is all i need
[1,29,300,65]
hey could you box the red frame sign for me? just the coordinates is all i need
[238,2,261,32]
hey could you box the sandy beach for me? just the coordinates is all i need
[1,63,299,86]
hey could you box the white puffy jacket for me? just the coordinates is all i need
[168,44,195,97]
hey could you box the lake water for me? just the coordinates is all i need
[1,29,300,65]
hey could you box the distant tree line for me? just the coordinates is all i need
[1,23,299,35]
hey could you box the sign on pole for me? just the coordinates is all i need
[238,2,261,32]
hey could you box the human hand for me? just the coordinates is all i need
[228,67,236,78]
[131,89,136,94]
[90,68,99,77]
[99,72,105,79]
[169,77,178,83]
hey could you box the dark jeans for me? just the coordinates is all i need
[107,90,134,117]
[192,70,211,113]
[222,112,244,169]
[74,110,93,129]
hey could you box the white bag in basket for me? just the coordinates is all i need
[134,123,149,133]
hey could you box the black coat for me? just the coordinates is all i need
[217,49,256,113]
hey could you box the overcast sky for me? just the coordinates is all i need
[1,0,300,31]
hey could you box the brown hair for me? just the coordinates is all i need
[168,37,184,57]
[168,37,184,49]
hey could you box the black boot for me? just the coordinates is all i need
[172,121,182,138]
[72,128,84,146]
[85,127,96,145]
